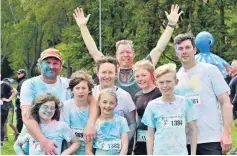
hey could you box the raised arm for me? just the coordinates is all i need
[150,4,183,66]
[73,7,104,62]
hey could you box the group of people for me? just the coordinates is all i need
[0,4,236,155]
[1,69,27,148]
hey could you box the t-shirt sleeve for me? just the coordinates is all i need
[61,122,75,142]
[59,101,70,125]
[120,117,130,134]
[185,98,198,122]
[141,102,155,128]
[125,92,136,113]
[20,79,35,106]
[209,66,230,96]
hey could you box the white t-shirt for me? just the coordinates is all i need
[20,76,71,106]
[142,95,198,155]
[92,85,136,116]
[175,62,230,143]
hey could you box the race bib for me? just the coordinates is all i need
[136,130,146,142]
[98,140,121,150]
[188,95,201,105]
[72,127,84,141]
[162,116,184,128]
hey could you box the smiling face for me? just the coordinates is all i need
[38,101,56,123]
[97,63,116,88]
[155,72,177,96]
[175,40,197,65]
[72,80,90,102]
[98,93,117,116]
[134,68,154,90]
[40,57,62,80]
[116,44,135,69]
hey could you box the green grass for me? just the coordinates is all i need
[0,84,236,155]
[0,122,236,155]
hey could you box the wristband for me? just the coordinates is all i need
[167,23,175,28]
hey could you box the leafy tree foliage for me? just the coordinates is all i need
[1,0,236,78]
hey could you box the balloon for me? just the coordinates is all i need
[195,31,231,77]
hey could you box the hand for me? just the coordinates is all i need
[220,132,232,154]
[2,98,11,102]
[39,137,58,155]
[165,4,183,25]
[73,7,91,28]
[83,122,96,143]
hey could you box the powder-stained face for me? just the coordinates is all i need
[116,44,135,69]
[38,101,56,123]
[134,68,154,90]
[98,93,117,115]
[40,57,62,80]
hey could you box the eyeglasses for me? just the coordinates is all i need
[17,73,22,75]
[40,105,56,112]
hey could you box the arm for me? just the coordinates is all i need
[188,120,197,155]
[146,127,155,155]
[120,133,129,155]
[61,137,80,155]
[150,4,183,66]
[84,95,100,143]
[2,87,17,102]
[21,105,58,155]
[85,141,94,155]
[217,92,232,154]
[124,110,136,142]
[73,7,104,62]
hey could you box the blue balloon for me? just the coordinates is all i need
[195,31,231,77]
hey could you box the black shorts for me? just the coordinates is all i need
[134,142,147,155]
[187,142,222,155]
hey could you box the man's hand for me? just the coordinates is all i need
[73,7,91,28]
[39,137,58,155]
[220,131,232,154]
[165,4,183,25]
[83,122,96,143]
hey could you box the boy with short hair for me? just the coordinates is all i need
[142,63,198,155]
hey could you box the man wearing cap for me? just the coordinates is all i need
[20,48,97,154]
[15,69,27,133]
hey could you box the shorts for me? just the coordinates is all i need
[187,142,222,155]
[6,107,14,124]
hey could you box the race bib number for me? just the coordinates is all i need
[163,116,183,128]
[188,95,201,105]
[72,128,84,141]
[99,140,121,150]
[136,130,146,142]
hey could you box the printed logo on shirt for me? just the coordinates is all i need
[98,140,121,150]
[30,139,43,154]
[161,115,184,128]
[72,127,84,141]
[188,94,201,105]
